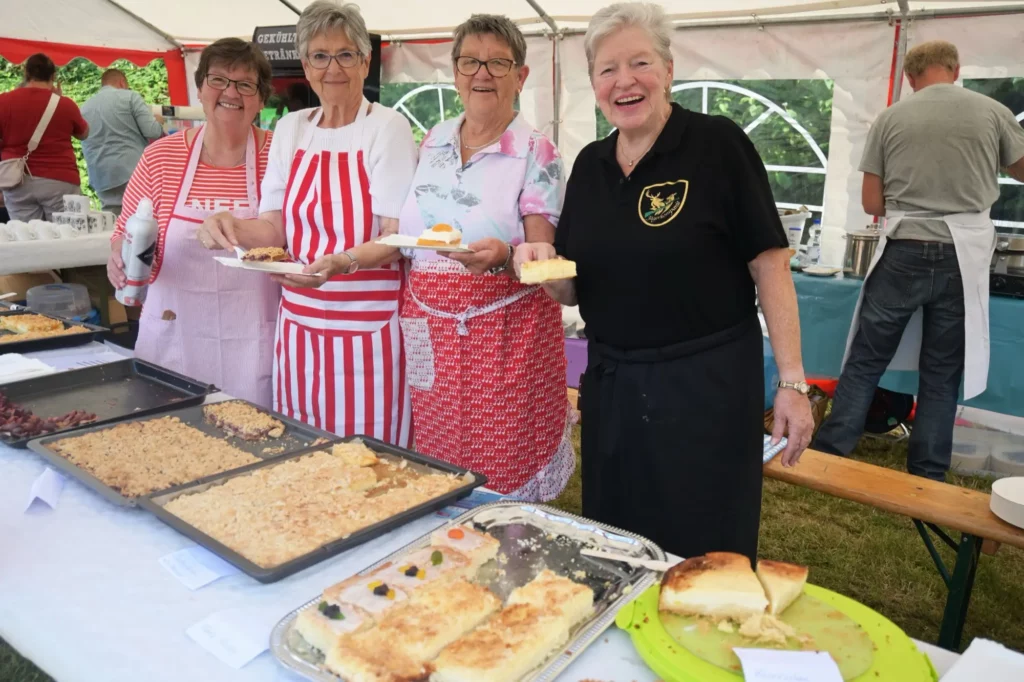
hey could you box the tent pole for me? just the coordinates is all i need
[891,4,910,103]
[276,0,302,14]
[524,0,560,146]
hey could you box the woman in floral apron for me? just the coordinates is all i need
[397,15,573,499]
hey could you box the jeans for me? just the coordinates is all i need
[814,240,966,481]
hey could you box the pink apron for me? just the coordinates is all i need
[274,102,412,446]
[134,125,280,407]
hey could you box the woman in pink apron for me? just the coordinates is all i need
[196,4,418,445]
[396,16,573,498]
[108,39,279,407]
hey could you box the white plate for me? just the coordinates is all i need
[991,476,1024,529]
[376,234,472,253]
[213,256,322,276]
[802,265,841,277]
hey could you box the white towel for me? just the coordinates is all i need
[941,638,1024,681]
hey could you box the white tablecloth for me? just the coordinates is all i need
[0,350,960,681]
[0,233,111,276]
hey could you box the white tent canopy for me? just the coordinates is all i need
[5,0,1024,259]
[18,1,1024,42]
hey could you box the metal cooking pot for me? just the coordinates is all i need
[992,235,1024,275]
[843,227,882,279]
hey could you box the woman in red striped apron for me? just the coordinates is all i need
[110,39,279,407]
[198,4,417,445]
[396,16,573,498]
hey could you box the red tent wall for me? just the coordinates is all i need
[0,38,189,105]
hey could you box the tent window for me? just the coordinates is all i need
[597,79,834,219]
[382,83,462,144]
[964,78,1024,236]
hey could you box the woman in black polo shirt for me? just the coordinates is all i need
[516,2,813,562]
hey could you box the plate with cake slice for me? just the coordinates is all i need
[214,247,325,275]
[618,551,937,681]
[377,223,473,253]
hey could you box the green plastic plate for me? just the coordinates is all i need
[616,583,938,682]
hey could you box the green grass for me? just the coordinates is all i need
[3,430,1022,679]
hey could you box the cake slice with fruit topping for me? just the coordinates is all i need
[324,570,409,617]
[377,546,473,593]
[430,525,500,571]
[295,599,371,654]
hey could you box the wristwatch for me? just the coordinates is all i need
[488,242,515,275]
[340,250,359,275]
[778,379,811,395]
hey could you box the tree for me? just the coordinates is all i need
[0,56,169,206]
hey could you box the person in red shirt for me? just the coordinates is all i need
[0,53,89,220]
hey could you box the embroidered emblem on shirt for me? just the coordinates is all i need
[638,180,688,227]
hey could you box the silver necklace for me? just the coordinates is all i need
[201,144,245,167]
[460,117,514,150]
[618,136,656,167]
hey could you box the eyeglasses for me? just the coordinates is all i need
[205,74,259,97]
[455,56,516,78]
[306,50,363,70]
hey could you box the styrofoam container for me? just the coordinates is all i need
[991,477,1024,529]
[780,211,811,251]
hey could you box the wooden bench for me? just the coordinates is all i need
[566,386,1024,649]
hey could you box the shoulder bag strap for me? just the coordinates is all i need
[26,93,61,156]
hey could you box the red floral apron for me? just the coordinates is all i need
[400,259,571,494]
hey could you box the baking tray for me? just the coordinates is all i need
[1,359,214,448]
[26,398,342,507]
[139,436,487,583]
[0,308,107,355]
[270,501,667,681]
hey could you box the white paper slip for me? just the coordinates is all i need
[26,344,126,372]
[376,233,472,252]
[160,546,241,590]
[187,607,281,669]
[25,467,66,512]
[213,256,322,276]
[0,354,56,384]
[940,638,1024,681]
[734,648,844,682]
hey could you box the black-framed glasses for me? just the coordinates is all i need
[306,50,363,70]
[205,74,259,96]
[455,56,516,78]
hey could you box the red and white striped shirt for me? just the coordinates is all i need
[113,126,273,281]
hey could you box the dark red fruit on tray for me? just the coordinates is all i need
[0,391,96,440]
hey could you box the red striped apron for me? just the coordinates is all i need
[274,104,411,446]
[134,125,279,407]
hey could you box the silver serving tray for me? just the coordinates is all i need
[270,500,667,682]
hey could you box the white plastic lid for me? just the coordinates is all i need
[135,198,154,219]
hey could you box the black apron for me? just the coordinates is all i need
[580,315,764,562]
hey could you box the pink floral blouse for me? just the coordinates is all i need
[397,112,564,261]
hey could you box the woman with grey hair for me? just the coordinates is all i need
[516,2,813,560]
[396,14,573,499]
[197,1,418,445]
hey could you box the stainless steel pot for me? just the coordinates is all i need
[843,227,882,279]
[992,235,1024,275]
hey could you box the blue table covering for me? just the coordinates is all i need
[790,272,1024,417]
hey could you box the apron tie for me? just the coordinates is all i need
[409,279,540,336]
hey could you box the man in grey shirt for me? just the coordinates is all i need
[81,69,164,213]
[814,40,1024,480]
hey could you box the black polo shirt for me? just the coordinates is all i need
[555,104,788,349]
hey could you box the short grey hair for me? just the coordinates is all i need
[451,14,527,67]
[584,2,674,75]
[296,1,371,60]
